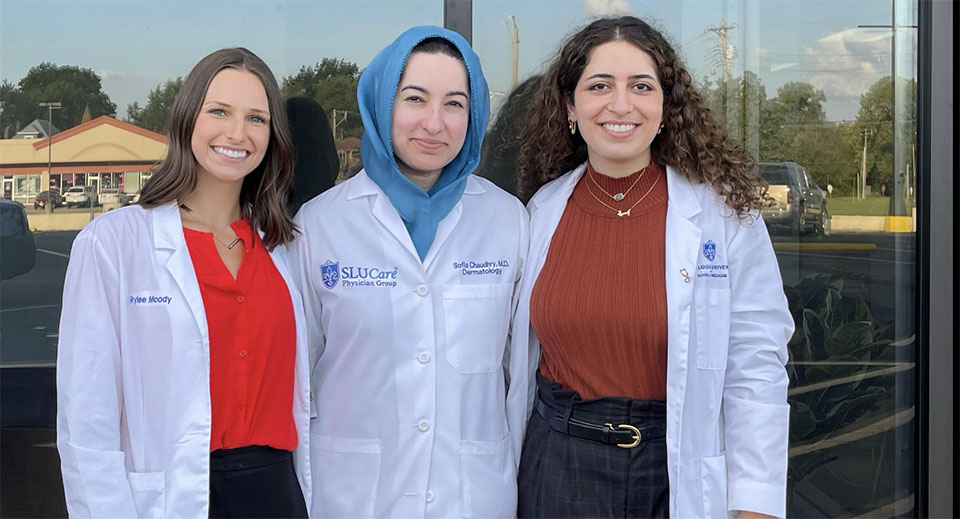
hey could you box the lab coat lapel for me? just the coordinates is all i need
[527,164,586,277]
[152,202,210,369]
[422,176,480,270]
[351,171,422,264]
[663,165,702,483]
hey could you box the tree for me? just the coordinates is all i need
[0,79,25,138]
[761,81,827,161]
[852,76,917,193]
[282,58,362,138]
[0,63,116,137]
[701,70,767,154]
[127,78,183,133]
[744,80,860,193]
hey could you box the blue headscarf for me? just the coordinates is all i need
[357,26,490,260]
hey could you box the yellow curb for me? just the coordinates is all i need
[883,216,912,232]
[773,242,878,251]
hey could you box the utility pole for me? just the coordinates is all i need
[860,128,872,200]
[705,21,737,82]
[331,109,348,141]
[39,101,61,214]
[508,15,519,89]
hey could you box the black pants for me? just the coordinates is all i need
[209,445,307,519]
[518,374,669,518]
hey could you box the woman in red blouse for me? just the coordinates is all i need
[57,48,311,518]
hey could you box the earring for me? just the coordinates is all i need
[569,120,577,135]
[657,124,663,135]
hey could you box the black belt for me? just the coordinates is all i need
[210,445,292,472]
[535,397,664,449]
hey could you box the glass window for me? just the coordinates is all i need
[0,2,441,515]
[761,164,791,184]
[474,0,918,515]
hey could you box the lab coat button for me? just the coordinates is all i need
[426,491,435,503]
[416,284,429,296]
[418,352,431,364]
[417,419,430,432]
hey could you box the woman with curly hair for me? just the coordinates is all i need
[510,16,794,519]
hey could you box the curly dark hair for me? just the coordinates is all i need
[476,74,543,195]
[516,16,767,217]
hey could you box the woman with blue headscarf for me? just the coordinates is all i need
[290,26,529,518]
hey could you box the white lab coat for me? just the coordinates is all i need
[512,164,794,518]
[57,202,312,518]
[290,170,529,518]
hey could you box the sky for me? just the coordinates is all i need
[0,0,916,124]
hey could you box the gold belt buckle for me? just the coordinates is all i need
[605,423,642,448]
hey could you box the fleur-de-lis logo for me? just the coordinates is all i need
[703,240,717,262]
[321,260,340,289]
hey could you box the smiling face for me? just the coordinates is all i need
[390,51,470,187]
[190,68,271,186]
[567,40,664,176]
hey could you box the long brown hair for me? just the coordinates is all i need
[516,16,766,217]
[139,47,295,249]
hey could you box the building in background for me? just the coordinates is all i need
[0,116,166,204]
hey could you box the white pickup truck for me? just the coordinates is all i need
[64,186,96,208]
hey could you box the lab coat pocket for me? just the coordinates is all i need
[695,288,732,370]
[443,284,513,374]
[310,434,381,518]
[700,453,729,518]
[459,437,517,518]
[127,470,164,518]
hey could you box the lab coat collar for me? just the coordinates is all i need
[664,164,702,221]
[529,163,587,211]
[151,201,185,250]
[344,169,380,201]
[345,170,465,268]
[463,175,487,195]
[345,169,487,199]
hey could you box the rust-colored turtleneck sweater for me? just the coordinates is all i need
[531,160,669,400]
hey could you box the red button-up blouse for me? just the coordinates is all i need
[183,218,298,452]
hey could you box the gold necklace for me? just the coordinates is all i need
[584,169,661,217]
[180,204,241,249]
[588,163,651,202]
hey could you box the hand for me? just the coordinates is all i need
[737,512,776,519]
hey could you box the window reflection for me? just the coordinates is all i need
[0,2,441,516]
[473,1,917,516]
[1,0,921,515]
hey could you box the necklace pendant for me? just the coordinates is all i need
[613,193,625,201]
[617,209,631,217]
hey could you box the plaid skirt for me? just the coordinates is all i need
[517,373,669,518]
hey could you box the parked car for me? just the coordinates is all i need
[33,190,63,210]
[759,161,828,236]
[1,198,37,280]
[64,185,96,208]
[98,188,132,206]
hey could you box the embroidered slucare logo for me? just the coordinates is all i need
[323,259,398,288]
[452,259,510,277]
[698,239,728,278]
[129,294,173,305]
[321,260,340,289]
